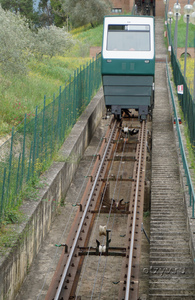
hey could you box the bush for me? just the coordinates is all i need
[0,6,31,74]
[31,25,73,59]
[0,5,74,74]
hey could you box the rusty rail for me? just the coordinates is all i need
[119,120,147,299]
[45,117,120,300]
[45,116,147,300]
[55,121,117,300]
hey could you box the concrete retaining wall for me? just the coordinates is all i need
[177,47,195,59]
[0,88,104,300]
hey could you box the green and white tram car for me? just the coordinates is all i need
[101,15,155,120]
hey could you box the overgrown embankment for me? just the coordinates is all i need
[0,23,103,136]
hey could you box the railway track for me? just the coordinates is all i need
[45,113,148,300]
[13,17,195,300]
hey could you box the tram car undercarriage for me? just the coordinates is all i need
[101,16,155,121]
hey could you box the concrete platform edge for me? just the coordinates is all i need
[0,87,105,300]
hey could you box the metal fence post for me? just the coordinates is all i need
[50,94,55,157]
[58,86,62,144]
[21,114,26,189]
[32,106,38,178]
[15,153,21,196]
[7,127,14,201]
[41,96,46,158]
[0,168,7,220]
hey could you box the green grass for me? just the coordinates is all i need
[73,24,103,47]
[0,24,103,136]
[179,58,194,90]
[170,18,195,48]
[70,24,103,57]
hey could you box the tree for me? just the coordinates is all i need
[0,5,73,73]
[0,5,32,74]
[0,0,34,19]
[31,25,73,59]
[62,0,112,28]
[38,0,53,26]
[50,0,67,27]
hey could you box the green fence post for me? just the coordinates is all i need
[89,60,91,103]
[7,127,14,201]
[20,114,26,189]
[92,57,94,96]
[36,127,40,161]
[27,142,33,182]
[79,66,82,113]
[50,94,55,157]
[76,68,79,118]
[15,153,21,196]
[0,168,7,221]
[58,86,62,144]
[32,106,38,178]
[41,96,46,159]
[95,54,98,90]
[68,75,71,128]
[63,85,68,138]
[45,121,48,163]
[74,70,76,122]
[87,62,89,105]
[85,62,88,106]
[61,84,65,139]
[82,65,84,109]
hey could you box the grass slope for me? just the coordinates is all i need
[0,24,103,136]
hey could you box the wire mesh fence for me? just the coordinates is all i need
[0,55,102,223]
[167,20,195,217]
[171,48,195,147]
[167,19,195,149]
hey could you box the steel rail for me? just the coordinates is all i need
[96,134,128,299]
[76,127,123,298]
[125,121,145,300]
[54,120,118,300]
[89,129,125,299]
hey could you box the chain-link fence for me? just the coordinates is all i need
[0,55,102,223]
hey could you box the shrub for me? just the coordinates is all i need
[31,25,74,60]
[0,5,31,74]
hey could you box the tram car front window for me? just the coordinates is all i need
[107,25,150,52]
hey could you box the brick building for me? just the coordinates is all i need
[110,0,189,17]
[110,0,133,13]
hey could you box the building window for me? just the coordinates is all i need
[111,8,122,13]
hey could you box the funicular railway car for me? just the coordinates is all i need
[101,16,155,120]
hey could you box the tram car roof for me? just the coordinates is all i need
[102,15,155,60]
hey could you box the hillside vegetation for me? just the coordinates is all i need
[0,23,103,137]
[179,58,194,91]
[170,18,195,47]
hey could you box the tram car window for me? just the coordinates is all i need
[101,16,155,120]
[107,25,150,51]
